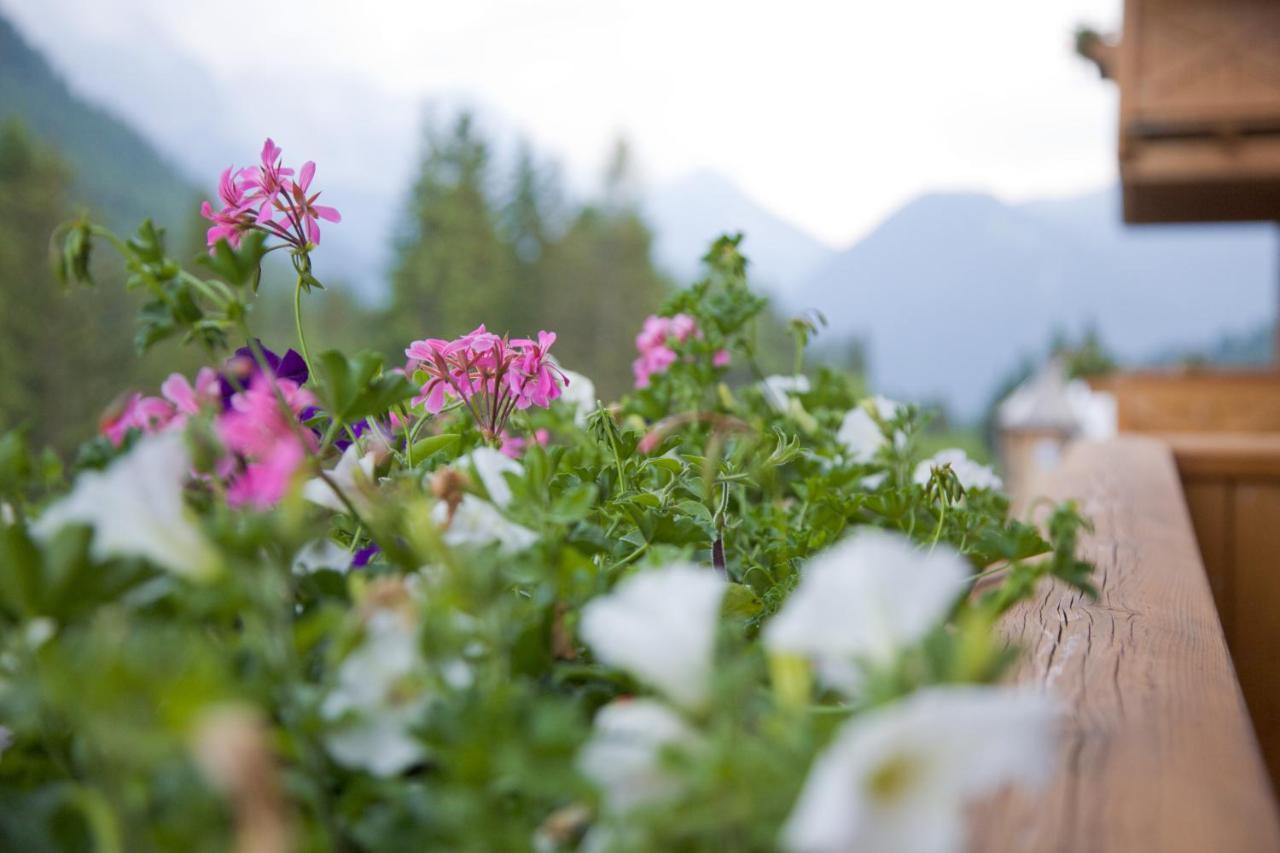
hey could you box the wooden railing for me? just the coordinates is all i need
[970,437,1280,851]
[1165,432,1280,788]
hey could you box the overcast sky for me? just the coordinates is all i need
[3,0,1121,248]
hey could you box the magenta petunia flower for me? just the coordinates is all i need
[217,373,318,509]
[161,368,221,421]
[100,392,176,447]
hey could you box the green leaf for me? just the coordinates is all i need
[723,582,763,619]
[313,349,418,427]
[409,433,461,461]
[549,484,598,524]
[196,231,268,290]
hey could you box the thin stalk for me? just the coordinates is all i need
[292,274,314,379]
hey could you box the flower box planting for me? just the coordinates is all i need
[0,139,1101,852]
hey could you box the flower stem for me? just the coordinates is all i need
[293,273,314,379]
[928,500,948,551]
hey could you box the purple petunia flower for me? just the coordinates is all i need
[218,340,309,411]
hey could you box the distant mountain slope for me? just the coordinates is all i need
[643,171,835,290]
[0,15,196,233]
[796,189,1277,418]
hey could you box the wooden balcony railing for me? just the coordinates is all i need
[970,437,1280,851]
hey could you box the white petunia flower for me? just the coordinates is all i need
[577,698,702,814]
[32,432,217,580]
[303,444,378,515]
[836,396,902,464]
[432,494,538,553]
[579,563,726,711]
[913,449,1003,493]
[782,686,1060,853]
[761,374,812,412]
[456,446,522,508]
[765,529,967,695]
[291,538,353,574]
[558,367,598,427]
[322,605,429,777]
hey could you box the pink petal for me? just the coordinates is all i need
[314,204,341,223]
[298,161,316,192]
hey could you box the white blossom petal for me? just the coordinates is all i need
[432,494,538,553]
[291,538,353,574]
[577,698,701,813]
[322,609,428,777]
[580,564,725,710]
[761,375,811,412]
[303,444,378,514]
[457,446,522,508]
[765,530,967,694]
[558,367,598,427]
[836,397,901,464]
[32,432,217,580]
[782,686,1060,853]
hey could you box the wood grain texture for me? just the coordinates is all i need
[968,437,1280,852]
[1089,372,1280,435]
[1232,483,1280,789]
[1165,432,1280,478]
[1181,478,1231,628]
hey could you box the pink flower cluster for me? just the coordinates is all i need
[632,313,730,388]
[99,359,317,510]
[405,325,567,440]
[216,374,317,509]
[200,138,340,251]
[101,368,221,447]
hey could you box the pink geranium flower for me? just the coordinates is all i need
[200,139,340,252]
[630,313,730,388]
[405,327,566,440]
[499,428,550,459]
[287,161,342,246]
[242,138,294,226]
[508,331,563,409]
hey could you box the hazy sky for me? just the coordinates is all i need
[4,0,1121,248]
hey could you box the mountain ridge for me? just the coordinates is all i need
[794,188,1277,417]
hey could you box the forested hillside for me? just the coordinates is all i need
[0,16,196,234]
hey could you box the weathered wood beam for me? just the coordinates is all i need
[969,437,1280,851]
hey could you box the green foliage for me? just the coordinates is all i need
[312,350,417,429]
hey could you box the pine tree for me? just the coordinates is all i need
[0,120,138,451]
[387,112,517,349]
[540,138,669,397]
[502,143,562,330]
